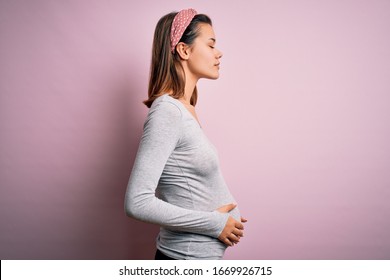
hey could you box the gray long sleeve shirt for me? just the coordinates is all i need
[124,94,240,260]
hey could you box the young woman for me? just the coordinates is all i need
[124,8,247,260]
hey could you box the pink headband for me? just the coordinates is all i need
[170,8,197,53]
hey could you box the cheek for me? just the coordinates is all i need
[189,48,216,74]
[200,50,215,66]
[195,46,212,59]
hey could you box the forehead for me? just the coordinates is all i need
[197,23,215,39]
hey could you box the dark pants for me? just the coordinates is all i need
[155,249,177,260]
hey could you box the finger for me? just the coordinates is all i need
[235,221,244,230]
[232,228,244,237]
[225,203,237,212]
[228,233,240,243]
[241,217,248,223]
[217,203,236,213]
[224,238,233,247]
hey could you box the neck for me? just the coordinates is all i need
[181,65,199,105]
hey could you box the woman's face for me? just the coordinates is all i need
[187,23,223,80]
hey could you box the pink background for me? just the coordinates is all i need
[1,0,389,259]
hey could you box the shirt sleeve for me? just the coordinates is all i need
[124,100,229,238]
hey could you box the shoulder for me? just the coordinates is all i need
[149,94,183,119]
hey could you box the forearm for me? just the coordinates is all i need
[125,181,229,238]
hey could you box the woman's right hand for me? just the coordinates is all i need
[216,203,244,246]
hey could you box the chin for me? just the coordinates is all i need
[200,70,220,80]
[206,72,220,80]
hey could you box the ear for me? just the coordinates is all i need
[175,42,191,60]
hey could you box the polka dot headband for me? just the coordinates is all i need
[170,8,197,53]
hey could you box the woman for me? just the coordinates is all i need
[125,8,246,260]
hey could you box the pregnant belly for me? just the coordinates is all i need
[229,206,241,222]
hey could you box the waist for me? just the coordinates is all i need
[157,228,227,260]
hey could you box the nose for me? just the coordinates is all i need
[216,48,223,59]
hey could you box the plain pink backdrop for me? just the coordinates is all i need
[1,0,389,259]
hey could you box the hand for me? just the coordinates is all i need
[216,203,244,246]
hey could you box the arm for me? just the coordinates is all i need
[124,100,229,238]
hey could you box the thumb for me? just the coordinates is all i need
[217,203,237,213]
